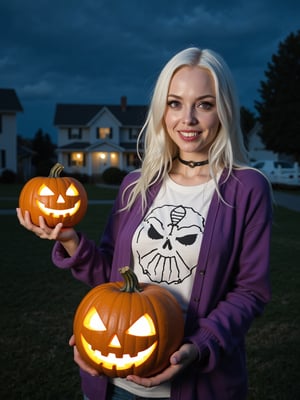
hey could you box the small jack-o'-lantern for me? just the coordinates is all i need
[19,163,87,227]
[73,267,184,378]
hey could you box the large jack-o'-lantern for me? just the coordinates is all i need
[73,267,184,378]
[19,163,87,227]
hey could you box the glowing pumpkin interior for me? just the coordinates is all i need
[81,307,157,371]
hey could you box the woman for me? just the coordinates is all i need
[17,47,272,400]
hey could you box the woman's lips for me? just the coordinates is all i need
[179,130,201,141]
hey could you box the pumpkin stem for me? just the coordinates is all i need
[119,266,143,293]
[49,163,64,178]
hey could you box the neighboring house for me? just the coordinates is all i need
[0,88,23,174]
[248,122,278,162]
[54,96,148,178]
[17,144,37,181]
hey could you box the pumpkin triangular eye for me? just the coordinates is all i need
[38,184,54,196]
[66,184,79,196]
[126,313,156,337]
[83,307,107,331]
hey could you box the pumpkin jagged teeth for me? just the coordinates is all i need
[81,334,157,370]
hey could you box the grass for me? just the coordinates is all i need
[0,184,299,399]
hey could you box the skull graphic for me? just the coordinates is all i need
[134,205,205,284]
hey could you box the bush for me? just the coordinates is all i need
[102,167,127,185]
[0,169,17,183]
[65,172,90,184]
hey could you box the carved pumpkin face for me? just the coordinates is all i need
[19,163,87,227]
[73,267,184,378]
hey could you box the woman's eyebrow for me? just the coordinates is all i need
[167,94,216,100]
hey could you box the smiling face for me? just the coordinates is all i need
[36,182,82,218]
[164,66,220,160]
[80,306,158,372]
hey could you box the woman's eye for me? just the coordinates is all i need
[167,100,181,108]
[197,101,214,110]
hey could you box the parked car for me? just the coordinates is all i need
[251,160,300,187]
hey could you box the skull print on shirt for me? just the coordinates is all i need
[133,205,205,285]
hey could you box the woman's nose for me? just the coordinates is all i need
[183,107,197,124]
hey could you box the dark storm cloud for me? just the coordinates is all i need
[0,0,299,139]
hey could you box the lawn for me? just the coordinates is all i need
[0,184,299,399]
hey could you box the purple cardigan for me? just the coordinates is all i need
[52,169,272,400]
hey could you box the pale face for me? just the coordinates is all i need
[164,66,220,160]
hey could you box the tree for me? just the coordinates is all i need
[32,129,56,175]
[255,30,300,161]
[240,106,257,149]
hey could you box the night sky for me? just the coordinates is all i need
[1,0,299,143]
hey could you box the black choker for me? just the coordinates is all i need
[177,156,209,168]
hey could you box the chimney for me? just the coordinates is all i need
[121,96,127,111]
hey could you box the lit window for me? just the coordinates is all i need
[70,152,84,166]
[97,127,112,139]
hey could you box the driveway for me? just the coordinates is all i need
[273,191,300,212]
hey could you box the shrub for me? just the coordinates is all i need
[102,167,127,185]
[0,169,17,183]
[66,172,90,184]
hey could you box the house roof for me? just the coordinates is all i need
[54,103,148,127]
[58,141,91,150]
[57,141,127,152]
[0,89,23,112]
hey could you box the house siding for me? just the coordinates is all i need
[0,113,18,173]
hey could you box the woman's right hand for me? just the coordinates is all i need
[16,208,79,255]
[69,334,99,376]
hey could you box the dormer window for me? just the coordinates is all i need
[68,128,82,139]
[97,127,112,140]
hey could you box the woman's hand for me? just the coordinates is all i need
[16,208,79,255]
[126,343,199,387]
[69,334,99,376]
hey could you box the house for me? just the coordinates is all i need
[247,122,278,162]
[54,96,148,179]
[17,143,37,181]
[0,89,23,175]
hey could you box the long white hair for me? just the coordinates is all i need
[124,47,248,210]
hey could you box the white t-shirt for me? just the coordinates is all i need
[112,174,216,397]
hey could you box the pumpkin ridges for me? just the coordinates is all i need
[137,285,184,376]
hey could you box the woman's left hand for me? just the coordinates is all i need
[126,343,199,387]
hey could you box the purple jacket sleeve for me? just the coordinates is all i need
[51,177,130,287]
